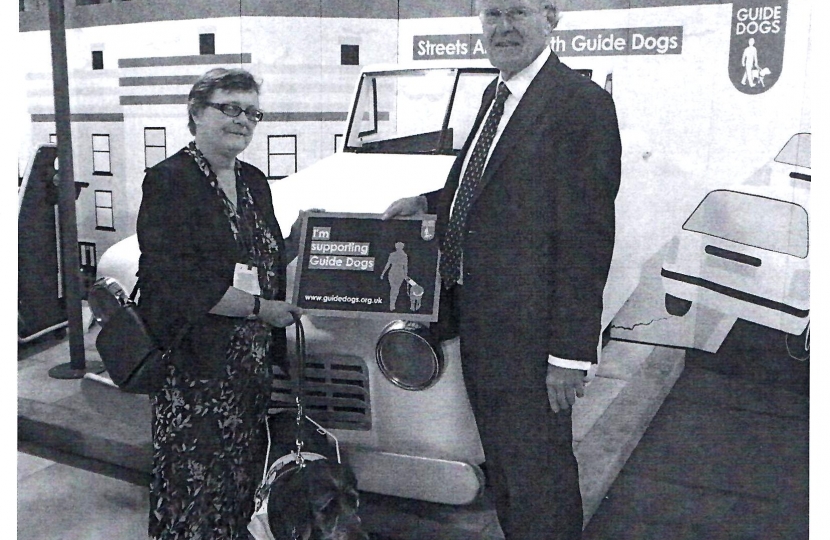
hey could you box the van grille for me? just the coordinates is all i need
[270,354,371,431]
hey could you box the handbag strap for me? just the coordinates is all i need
[129,277,142,302]
[161,321,194,359]
[131,277,193,357]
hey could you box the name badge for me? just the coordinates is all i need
[233,263,261,296]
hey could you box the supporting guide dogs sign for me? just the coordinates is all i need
[292,213,440,322]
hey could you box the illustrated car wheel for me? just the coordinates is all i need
[665,294,692,317]
[785,323,809,362]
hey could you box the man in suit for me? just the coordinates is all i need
[383,1,621,538]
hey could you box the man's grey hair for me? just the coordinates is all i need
[474,0,561,29]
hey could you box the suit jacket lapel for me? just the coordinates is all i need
[449,78,498,191]
[437,77,498,232]
[471,54,566,205]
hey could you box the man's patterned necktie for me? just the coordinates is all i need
[440,82,511,287]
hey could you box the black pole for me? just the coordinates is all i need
[47,0,104,379]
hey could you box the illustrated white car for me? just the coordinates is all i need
[95,62,614,505]
[661,133,810,348]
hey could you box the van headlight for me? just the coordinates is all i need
[375,320,443,391]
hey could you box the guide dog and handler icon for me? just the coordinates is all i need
[741,38,772,88]
[379,242,424,312]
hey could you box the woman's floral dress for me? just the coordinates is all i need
[149,142,284,539]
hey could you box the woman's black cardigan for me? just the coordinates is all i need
[135,148,287,379]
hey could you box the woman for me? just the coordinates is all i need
[136,67,301,539]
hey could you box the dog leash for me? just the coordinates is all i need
[260,313,342,485]
[261,312,307,483]
[292,312,308,467]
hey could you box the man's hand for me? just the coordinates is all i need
[546,365,587,413]
[381,196,428,220]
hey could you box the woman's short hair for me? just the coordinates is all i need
[187,68,261,135]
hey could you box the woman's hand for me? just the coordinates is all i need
[258,299,302,327]
[289,208,326,240]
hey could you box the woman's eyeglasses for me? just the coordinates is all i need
[206,102,264,122]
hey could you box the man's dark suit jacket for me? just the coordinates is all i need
[426,53,621,389]
[136,148,287,380]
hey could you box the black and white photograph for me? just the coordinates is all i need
[13,1,818,539]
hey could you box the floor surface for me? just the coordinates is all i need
[18,317,810,539]
[584,320,809,540]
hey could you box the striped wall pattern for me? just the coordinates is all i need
[20,0,737,32]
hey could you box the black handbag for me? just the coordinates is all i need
[89,277,190,394]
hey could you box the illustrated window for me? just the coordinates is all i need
[92,50,103,70]
[79,242,97,268]
[144,127,167,168]
[94,190,115,231]
[92,134,111,175]
[78,241,98,295]
[334,134,343,153]
[267,135,297,179]
[341,44,359,66]
[340,45,360,66]
[200,33,215,55]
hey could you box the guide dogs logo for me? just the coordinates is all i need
[729,0,787,94]
[421,219,435,241]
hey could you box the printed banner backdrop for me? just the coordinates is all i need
[292,213,440,322]
[413,27,683,60]
[728,0,788,94]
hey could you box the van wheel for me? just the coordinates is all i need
[665,294,692,317]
